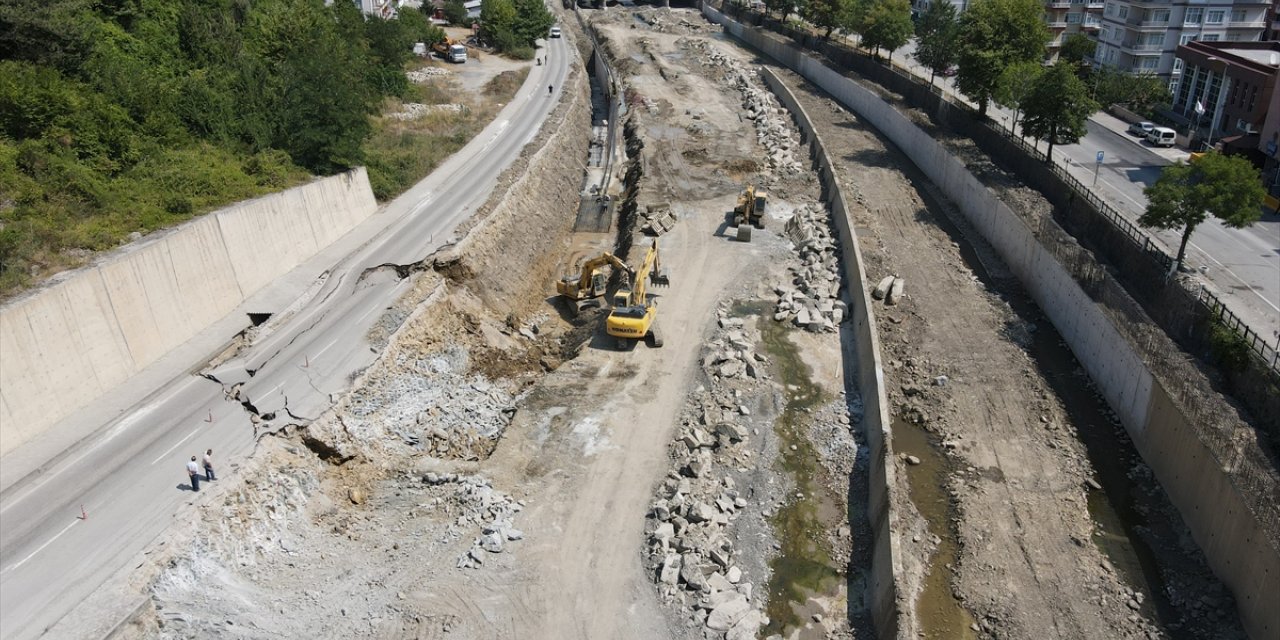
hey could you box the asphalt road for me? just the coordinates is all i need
[0,37,570,640]
[893,39,1280,337]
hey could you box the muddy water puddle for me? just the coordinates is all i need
[894,418,978,640]
[732,300,845,636]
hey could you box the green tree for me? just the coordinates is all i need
[764,0,800,21]
[441,0,470,26]
[1140,153,1265,271]
[913,0,957,85]
[803,0,850,39]
[479,0,516,46]
[1059,33,1095,67]
[955,0,1049,116]
[1019,62,1098,162]
[0,0,98,72]
[860,0,913,60]
[1088,66,1171,111]
[512,0,554,46]
[993,60,1043,133]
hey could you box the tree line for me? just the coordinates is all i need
[0,0,444,292]
[748,0,1264,275]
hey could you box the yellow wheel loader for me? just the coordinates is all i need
[605,240,670,349]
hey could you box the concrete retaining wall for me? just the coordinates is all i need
[0,169,377,456]
[707,7,1279,638]
[760,66,904,640]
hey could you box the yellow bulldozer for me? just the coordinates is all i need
[732,185,767,242]
[556,252,633,315]
[605,240,670,349]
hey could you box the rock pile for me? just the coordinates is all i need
[642,315,769,640]
[774,204,846,332]
[388,103,468,121]
[642,202,679,236]
[340,345,519,460]
[684,40,803,177]
[406,68,451,83]
[420,473,527,569]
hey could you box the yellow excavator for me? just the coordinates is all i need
[606,240,670,349]
[732,185,767,242]
[556,252,633,315]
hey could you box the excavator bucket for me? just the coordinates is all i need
[736,224,752,242]
[650,269,670,287]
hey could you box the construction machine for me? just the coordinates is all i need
[433,38,468,63]
[731,185,767,242]
[556,252,633,315]
[606,240,670,349]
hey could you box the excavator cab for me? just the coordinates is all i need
[556,252,632,316]
[732,185,767,242]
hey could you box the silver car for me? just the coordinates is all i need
[1128,121,1155,137]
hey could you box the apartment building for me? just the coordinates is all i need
[1096,0,1271,79]
[1045,0,1106,61]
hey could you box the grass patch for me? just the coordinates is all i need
[0,142,308,299]
[364,69,529,201]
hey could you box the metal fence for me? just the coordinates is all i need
[722,1,1280,376]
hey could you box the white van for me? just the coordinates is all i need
[550,26,562,38]
[1146,127,1177,147]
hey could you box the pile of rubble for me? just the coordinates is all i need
[388,103,468,121]
[685,40,803,178]
[773,205,847,332]
[641,202,679,236]
[642,315,770,640]
[406,67,451,83]
[336,345,520,460]
[421,473,528,569]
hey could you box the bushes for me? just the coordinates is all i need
[0,0,436,297]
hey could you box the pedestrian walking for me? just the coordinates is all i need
[548,84,553,96]
[186,456,201,491]
[203,448,216,481]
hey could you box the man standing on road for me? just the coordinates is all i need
[186,456,201,491]
[548,84,553,96]
[203,449,216,482]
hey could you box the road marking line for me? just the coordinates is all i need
[1,377,201,515]
[1,517,81,575]
[150,428,201,466]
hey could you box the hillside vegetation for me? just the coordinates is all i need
[0,0,443,296]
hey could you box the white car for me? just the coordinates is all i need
[1127,121,1155,137]
[550,26,561,38]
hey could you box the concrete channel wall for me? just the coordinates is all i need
[705,7,1279,638]
[759,67,905,639]
[0,169,377,457]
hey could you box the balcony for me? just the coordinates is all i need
[1083,20,1102,29]
[1048,0,1070,7]
[1228,19,1268,28]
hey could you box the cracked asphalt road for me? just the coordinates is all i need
[0,37,570,640]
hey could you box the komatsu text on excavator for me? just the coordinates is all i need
[605,240,670,349]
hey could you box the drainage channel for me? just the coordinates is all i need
[732,300,847,637]
[896,197,1176,637]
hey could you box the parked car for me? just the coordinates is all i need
[1146,126,1177,147]
[1127,121,1155,137]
